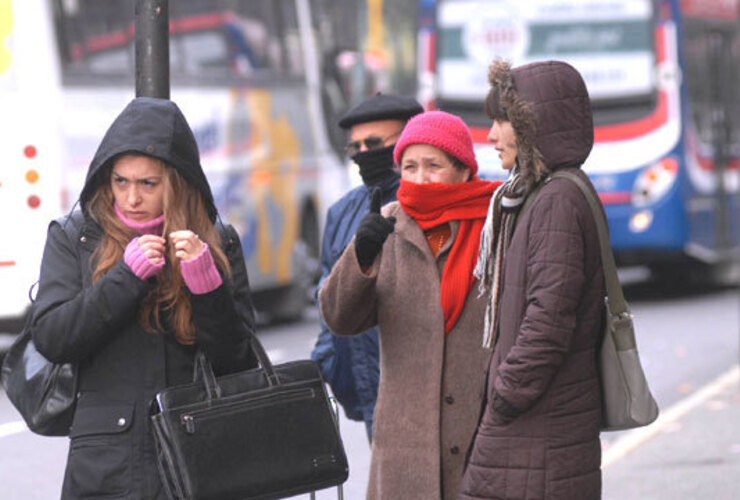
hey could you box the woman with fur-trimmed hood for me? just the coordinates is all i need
[459,60,605,499]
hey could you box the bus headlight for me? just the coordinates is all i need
[629,210,654,233]
[632,157,678,207]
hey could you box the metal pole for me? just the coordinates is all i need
[135,0,170,99]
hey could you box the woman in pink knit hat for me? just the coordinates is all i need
[320,110,502,499]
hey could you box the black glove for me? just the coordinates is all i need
[355,187,396,267]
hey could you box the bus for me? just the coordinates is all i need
[0,0,65,335]
[0,0,366,333]
[421,0,740,283]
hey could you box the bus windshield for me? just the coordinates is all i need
[53,0,304,85]
[435,0,658,126]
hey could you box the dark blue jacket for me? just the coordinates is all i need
[311,174,399,426]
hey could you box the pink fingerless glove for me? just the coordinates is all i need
[124,238,165,280]
[180,243,223,294]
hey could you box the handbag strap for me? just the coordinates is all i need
[514,178,547,229]
[547,172,624,308]
[547,171,636,350]
[517,171,635,348]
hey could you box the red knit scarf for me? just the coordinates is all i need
[397,178,500,333]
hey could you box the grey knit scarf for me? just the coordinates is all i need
[474,168,527,348]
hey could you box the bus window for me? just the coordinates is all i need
[683,15,740,152]
[433,0,659,127]
[179,31,232,74]
[53,0,304,84]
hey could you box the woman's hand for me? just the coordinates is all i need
[169,230,204,262]
[137,234,166,265]
[355,187,396,267]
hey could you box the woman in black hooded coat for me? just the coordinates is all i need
[31,97,258,499]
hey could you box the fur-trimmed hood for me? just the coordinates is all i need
[488,60,594,187]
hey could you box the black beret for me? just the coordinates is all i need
[338,93,423,129]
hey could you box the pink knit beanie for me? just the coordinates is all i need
[393,110,478,174]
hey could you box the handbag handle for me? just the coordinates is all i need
[246,333,280,386]
[194,351,221,400]
[194,333,280,400]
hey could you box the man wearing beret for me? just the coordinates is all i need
[311,93,423,441]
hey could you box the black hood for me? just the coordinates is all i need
[79,97,217,221]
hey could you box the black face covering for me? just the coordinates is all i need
[352,145,397,186]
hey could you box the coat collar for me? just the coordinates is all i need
[383,201,459,259]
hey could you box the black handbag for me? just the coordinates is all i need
[150,335,349,500]
[1,213,88,436]
[0,284,78,436]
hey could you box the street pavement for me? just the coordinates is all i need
[602,365,740,499]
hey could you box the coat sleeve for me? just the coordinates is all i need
[491,191,587,419]
[192,224,258,375]
[32,220,152,364]
[318,237,379,336]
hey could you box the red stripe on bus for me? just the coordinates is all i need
[656,25,666,63]
[696,156,740,171]
[472,91,669,145]
[598,192,632,205]
[593,90,669,143]
[76,13,234,58]
[171,13,232,34]
[0,261,16,267]
[470,127,488,143]
[427,33,436,73]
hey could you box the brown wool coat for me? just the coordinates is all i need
[319,203,491,500]
[459,61,605,500]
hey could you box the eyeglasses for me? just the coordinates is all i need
[345,130,403,157]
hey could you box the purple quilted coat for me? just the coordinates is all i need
[459,60,606,500]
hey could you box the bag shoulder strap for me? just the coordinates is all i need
[55,210,85,243]
[513,178,547,229]
[516,171,628,317]
[24,212,85,306]
[547,171,628,318]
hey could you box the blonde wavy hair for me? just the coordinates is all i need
[87,156,231,344]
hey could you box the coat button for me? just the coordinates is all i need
[117,418,127,427]
[450,446,460,455]
[80,236,87,243]
[444,395,454,405]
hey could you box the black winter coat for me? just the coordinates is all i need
[30,97,257,499]
[32,212,256,499]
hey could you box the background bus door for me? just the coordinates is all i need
[707,30,737,261]
[683,13,740,284]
